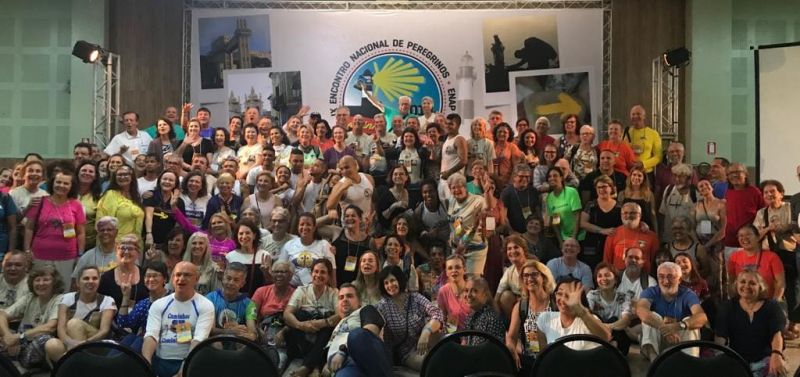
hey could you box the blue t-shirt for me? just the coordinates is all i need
[712,181,728,199]
[0,193,18,253]
[205,289,256,328]
[640,285,700,320]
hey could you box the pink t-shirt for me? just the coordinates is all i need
[436,284,471,331]
[28,198,86,260]
[252,284,296,317]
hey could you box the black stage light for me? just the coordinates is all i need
[662,47,691,68]
[72,40,103,63]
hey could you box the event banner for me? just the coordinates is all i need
[190,8,603,133]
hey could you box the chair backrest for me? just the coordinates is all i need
[52,340,154,377]
[647,340,753,377]
[420,330,516,377]
[0,352,21,377]
[182,335,280,377]
[531,334,630,377]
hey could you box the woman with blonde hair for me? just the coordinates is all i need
[495,234,530,320]
[715,269,787,377]
[181,232,218,294]
[506,260,555,375]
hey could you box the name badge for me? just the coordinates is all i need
[344,255,357,272]
[63,223,77,239]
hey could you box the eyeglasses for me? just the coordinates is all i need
[657,274,678,281]
[119,245,137,252]
[596,185,611,190]
[272,270,289,274]
[522,272,541,280]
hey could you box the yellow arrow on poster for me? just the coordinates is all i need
[536,93,582,117]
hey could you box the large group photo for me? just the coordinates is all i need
[1,1,800,377]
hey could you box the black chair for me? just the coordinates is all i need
[52,340,154,377]
[420,330,516,377]
[647,340,752,377]
[182,335,279,377]
[0,352,21,377]
[530,334,630,377]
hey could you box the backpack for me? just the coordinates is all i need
[664,184,697,204]
[66,292,107,329]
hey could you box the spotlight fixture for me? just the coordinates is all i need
[72,40,104,63]
[662,47,691,68]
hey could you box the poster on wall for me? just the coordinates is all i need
[509,67,597,136]
[190,8,603,131]
[482,14,560,104]
[198,15,272,90]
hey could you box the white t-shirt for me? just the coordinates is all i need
[180,194,211,227]
[279,238,335,287]
[137,177,158,196]
[145,292,215,360]
[104,130,153,165]
[225,249,269,266]
[497,265,522,296]
[9,187,48,219]
[300,181,324,214]
[0,276,29,310]
[616,272,656,301]
[59,293,116,320]
[536,311,600,350]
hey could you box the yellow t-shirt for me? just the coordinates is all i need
[96,190,144,244]
[625,126,662,173]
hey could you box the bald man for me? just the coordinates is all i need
[623,105,662,174]
[326,156,375,220]
[143,261,215,377]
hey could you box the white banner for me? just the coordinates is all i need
[190,8,603,130]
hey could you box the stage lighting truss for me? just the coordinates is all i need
[651,55,680,143]
[92,53,121,149]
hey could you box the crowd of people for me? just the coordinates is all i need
[0,100,795,377]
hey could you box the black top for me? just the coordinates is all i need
[715,298,785,362]
[500,185,540,233]
[98,267,150,308]
[143,191,184,244]
[182,138,214,165]
[332,233,372,286]
[579,170,627,201]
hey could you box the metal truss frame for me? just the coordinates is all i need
[181,0,612,122]
[651,57,679,142]
[92,53,121,148]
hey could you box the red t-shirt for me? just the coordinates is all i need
[724,186,764,247]
[727,250,783,297]
[597,141,636,176]
[603,226,659,273]
[251,284,296,318]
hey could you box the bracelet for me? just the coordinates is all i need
[771,350,784,358]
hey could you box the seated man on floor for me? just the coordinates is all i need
[205,262,257,341]
[143,261,215,377]
[636,261,707,361]
[324,283,391,377]
[0,250,30,309]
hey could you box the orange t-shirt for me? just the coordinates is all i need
[603,226,659,273]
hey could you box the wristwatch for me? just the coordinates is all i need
[679,321,687,330]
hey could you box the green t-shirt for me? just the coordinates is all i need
[545,186,585,241]
[144,123,186,140]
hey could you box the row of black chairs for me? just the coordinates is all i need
[0,332,788,377]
